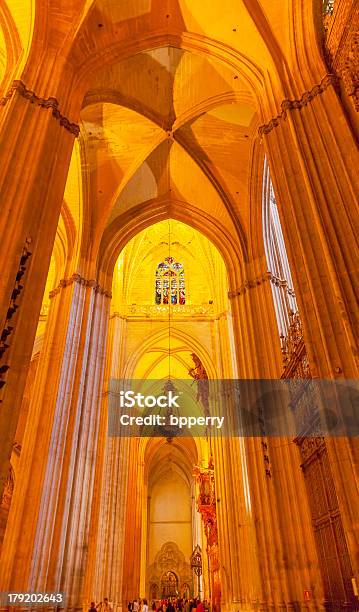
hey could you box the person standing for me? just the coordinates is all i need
[166,600,175,612]
[96,598,113,612]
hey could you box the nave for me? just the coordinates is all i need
[0,0,358,610]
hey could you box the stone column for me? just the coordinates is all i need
[260,75,359,586]
[90,436,131,611]
[0,274,110,612]
[260,76,359,379]
[0,79,80,500]
[121,440,144,606]
[84,313,132,611]
[227,262,324,609]
[211,434,262,612]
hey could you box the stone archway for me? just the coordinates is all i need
[160,571,178,598]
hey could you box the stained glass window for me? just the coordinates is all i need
[155,257,185,305]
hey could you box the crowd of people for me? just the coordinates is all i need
[128,598,211,612]
[89,596,211,612]
[89,599,113,612]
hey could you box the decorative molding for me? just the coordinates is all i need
[228,271,273,298]
[228,271,296,300]
[113,303,216,318]
[0,80,80,137]
[258,74,339,136]
[49,274,111,298]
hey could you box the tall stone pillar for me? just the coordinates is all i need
[121,439,144,605]
[210,435,262,612]
[260,75,359,587]
[0,79,80,499]
[228,261,282,379]
[0,273,110,612]
[84,313,132,611]
[260,76,359,379]
[228,263,325,609]
[89,436,131,611]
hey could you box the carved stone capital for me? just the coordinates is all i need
[0,80,80,137]
[259,74,339,136]
[49,274,112,298]
[228,271,273,298]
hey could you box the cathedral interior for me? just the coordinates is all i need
[0,0,358,610]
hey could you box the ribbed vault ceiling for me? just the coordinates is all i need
[80,43,258,258]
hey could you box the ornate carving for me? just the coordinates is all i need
[269,274,296,297]
[324,1,359,112]
[147,542,193,599]
[117,303,215,317]
[0,467,14,510]
[280,311,311,378]
[295,437,356,606]
[296,435,325,463]
[229,271,297,298]
[188,353,209,412]
[261,439,272,478]
[282,311,355,606]
[49,274,111,298]
[341,38,359,110]
[228,272,273,298]
[258,74,339,136]
[0,80,80,136]
[280,312,317,437]
[190,545,202,576]
[194,460,221,610]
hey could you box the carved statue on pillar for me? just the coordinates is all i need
[188,353,209,413]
